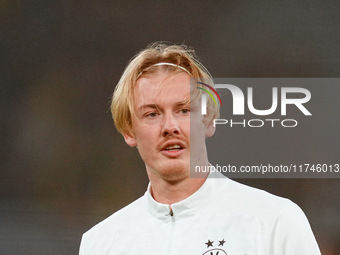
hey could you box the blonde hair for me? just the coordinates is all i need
[111,42,220,135]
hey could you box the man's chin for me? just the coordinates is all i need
[157,161,190,182]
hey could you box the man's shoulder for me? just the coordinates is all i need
[82,195,146,242]
[212,176,299,221]
[227,178,289,203]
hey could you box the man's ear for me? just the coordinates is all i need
[123,132,137,147]
[205,121,216,138]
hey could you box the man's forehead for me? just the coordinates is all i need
[135,93,191,108]
[134,72,191,100]
[136,72,191,89]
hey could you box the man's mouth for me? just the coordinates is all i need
[165,144,182,151]
[161,142,186,158]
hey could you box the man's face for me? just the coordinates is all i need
[123,71,214,182]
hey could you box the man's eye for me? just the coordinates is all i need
[146,112,158,118]
[180,109,190,114]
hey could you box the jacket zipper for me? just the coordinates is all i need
[166,205,175,255]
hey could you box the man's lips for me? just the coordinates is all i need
[160,140,186,151]
[160,140,186,158]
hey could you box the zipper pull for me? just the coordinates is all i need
[169,205,174,216]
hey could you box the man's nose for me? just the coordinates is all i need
[162,113,180,137]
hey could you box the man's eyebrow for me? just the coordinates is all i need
[137,99,190,112]
[176,99,190,107]
[137,104,159,111]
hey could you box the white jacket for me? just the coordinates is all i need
[79,173,320,255]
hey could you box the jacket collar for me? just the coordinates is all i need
[145,171,228,220]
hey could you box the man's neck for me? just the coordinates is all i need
[148,171,209,205]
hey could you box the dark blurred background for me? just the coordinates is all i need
[1,0,339,254]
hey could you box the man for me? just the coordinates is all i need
[79,42,320,255]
